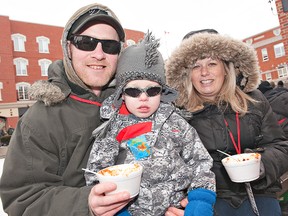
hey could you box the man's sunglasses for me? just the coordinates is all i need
[123,86,162,98]
[69,34,121,55]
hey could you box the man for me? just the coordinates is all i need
[274,80,288,93]
[0,3,132,216]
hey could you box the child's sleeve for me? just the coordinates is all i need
[180,118,216,193]
[184,188,216,216]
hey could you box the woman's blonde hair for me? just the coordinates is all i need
[183,60,257,115]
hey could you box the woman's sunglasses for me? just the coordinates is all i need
[69,34,121,55]
[123,86,162,98]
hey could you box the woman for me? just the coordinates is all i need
[165,30,288,215]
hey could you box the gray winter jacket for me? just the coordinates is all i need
[186,91,288,204]
[0,3,117,216]
[0,60,114,216]
[85,95,216,215]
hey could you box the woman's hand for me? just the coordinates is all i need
[88,182,131,216]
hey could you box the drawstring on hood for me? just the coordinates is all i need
[29,3,124,106]
[62,3,125,92]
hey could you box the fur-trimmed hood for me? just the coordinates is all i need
[166,32,260,104]
[62,3,123,91]
[29,60,69,106]
[29,3,122,105]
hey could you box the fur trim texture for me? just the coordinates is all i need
[29,80,66,106]
[166,33,260,96]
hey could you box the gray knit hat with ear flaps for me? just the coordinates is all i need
[113,31,178,108]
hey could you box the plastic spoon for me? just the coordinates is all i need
[216,149,232,157]
[216,149,239,162]
[82,168,98,175]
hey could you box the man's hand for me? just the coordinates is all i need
[88,182,131,216]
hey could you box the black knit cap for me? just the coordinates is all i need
[258,81,273,94]
[183,29,218,40]
[277,80,284,87]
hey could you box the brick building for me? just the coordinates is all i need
[242,0,288,86]
[0,15,144,129]
[0,0,287,130]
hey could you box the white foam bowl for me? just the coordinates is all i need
[221,153,261,183]
[96,163,143,197]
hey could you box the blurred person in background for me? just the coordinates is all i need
[270,81,276,89]
[274,80,288,93]
[258,80,288,138]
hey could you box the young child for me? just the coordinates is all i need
[84,32,216,216]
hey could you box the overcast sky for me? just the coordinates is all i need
[0,0,280,59]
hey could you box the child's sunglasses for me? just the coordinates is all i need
[123,86,162,98]
[69,34,121,55]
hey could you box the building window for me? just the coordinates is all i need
[36,36,50,53]
[16,82,30,100]
[0,82,3,101]
[274,43,285,58]
[13,58,28,76]
[265,73,272,80]
[38,59,52,76]
[277,64,288,78]
[126,39,136,46]
[261,48,269,62]
[245,39,253,45]
[273,28,281,36]
[283,0,288,12]
[11,34,26,52]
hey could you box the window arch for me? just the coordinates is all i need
[16,82,31,100]
[38,59,52,76]
[36,36,50,53]
[11,33,26,52]
[277,64,288,78]
[126,39,136,46]
[13,58,29,76]
[274,43,285,58]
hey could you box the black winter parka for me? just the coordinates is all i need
[188,90,288,205]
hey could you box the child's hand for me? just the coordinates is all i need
[184,189,216,216]
[165,197,187,216]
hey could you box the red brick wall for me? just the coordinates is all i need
[11,21,64,84]
[276,0,288,62]
[0,16,17,102]
[0,17,144,104]
[0,16,144,128]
